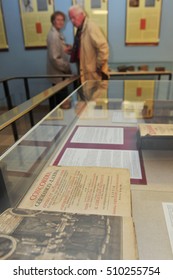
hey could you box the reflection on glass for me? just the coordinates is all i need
[75,80,108,119]
[129,0,139,7]
[123,80,154,119]
[145,0,155,7]
[77,80,108,102]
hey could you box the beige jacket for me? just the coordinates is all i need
[80,17,109,83]
[46,26,71,84]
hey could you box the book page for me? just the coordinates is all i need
[19,166,131,217]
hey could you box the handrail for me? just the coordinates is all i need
[0,75,79,132]
[0,74,75,83]
[0,74,78,111]
[0,74,80,140]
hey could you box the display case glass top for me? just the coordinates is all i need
[1,79,173,208]
[0,80,173,259]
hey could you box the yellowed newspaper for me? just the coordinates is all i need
[19,166,131,217]
[1,167,138,260]
[139,124,173,137]
[0,208,137,260]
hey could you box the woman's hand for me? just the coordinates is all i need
[64,44,72,55]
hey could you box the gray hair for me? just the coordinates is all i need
[68,4,86,15]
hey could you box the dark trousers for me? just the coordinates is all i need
[49,85,69,110]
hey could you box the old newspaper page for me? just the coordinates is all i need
[139,123,173,137]
[19,166,131,217]
[0,208,137,260]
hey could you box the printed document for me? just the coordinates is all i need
[19,166,131,217]
[162,202,173,254]
[56,148,142,180]
[70,126,124,144]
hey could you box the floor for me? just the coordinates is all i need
[0,105,50,156]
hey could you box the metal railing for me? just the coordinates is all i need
[0,74,80,141]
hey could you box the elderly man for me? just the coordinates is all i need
[69,5,109,83]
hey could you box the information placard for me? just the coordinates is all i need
[19,0,54,48]
[126,0,162,45]
[0,2,8,50]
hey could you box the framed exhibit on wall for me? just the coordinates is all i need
[0,2,8,50]
[73,0,108,37]
[19,0,54,48]
[126,0,162,45]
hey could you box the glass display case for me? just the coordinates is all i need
[0,80,173,260]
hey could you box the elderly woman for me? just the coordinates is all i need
[47,11,72,109]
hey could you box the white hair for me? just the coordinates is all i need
[68,4,86,15]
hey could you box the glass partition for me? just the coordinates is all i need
[1,79,173,260]
[0,79,173,210]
